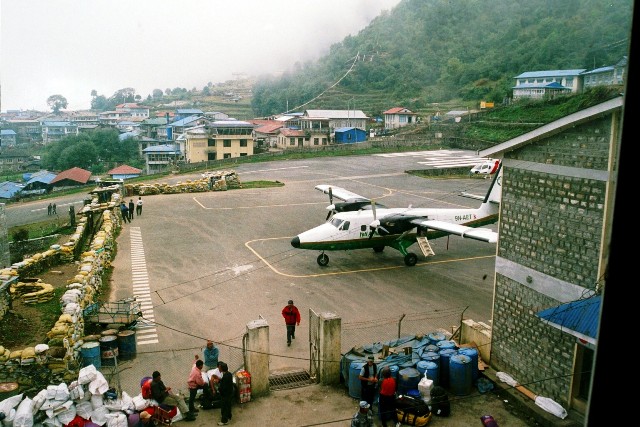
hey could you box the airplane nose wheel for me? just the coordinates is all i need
[404,253,418,267]
[317,253,329,266]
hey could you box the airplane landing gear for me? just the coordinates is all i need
[404,253,418,266]
[317,253,329,266]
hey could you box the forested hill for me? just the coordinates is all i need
[251,0,633,117]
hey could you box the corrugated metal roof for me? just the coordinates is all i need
[536,295,600,345]
[512,82,569,89]
[515,69,586,78]
[142,144,181,153]
[0,181,24,199]
[25,171,56,185]
[50,167,92,185]
[107,165,142,175]
[304,110,368,119]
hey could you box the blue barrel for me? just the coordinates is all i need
[388,365,399,381]
[416,360,429,376]
[449,354,473,396]
[427,332,446,345]
[458,347,479,383]
[439,348,458,388]
[117,330,137,360]
[81,341,101,370]
[349,362,365,398]
[341,353,360,385]
[436,340,457,352]
[424,361,439,387]
[397,367,421,395]
[100,335,119,366]
[423,344,439,354]
[421,351,440,365]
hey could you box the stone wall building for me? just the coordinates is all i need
[479,96,622,416]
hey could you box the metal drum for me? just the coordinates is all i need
[100,335,118,365]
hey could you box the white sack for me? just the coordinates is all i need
[105,412,127,427]
[90,405,109,426]
[90,393,104,410]
[0,393,23,414]
[78,365,98,385]
[75,401,93,420]
[13,396,34,427]
[32,390,48,411]
[55,404,76,425]
[88,371,109,395]
[535,396,568,419]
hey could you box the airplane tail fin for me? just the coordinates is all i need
[483,162,503,204]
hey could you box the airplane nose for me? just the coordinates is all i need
[291,236,300,248]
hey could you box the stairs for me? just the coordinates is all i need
[416,237,435,257]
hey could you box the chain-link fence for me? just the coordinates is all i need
[341,306,467,354]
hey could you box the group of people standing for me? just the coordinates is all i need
[120,196,143,223]
[353,357,398,427]
[47,202,57,215]
[147,340,232,425]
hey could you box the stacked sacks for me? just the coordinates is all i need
[10,280,55,304]
[0,345,11,362]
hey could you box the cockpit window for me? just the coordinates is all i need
[330,217,343,228]
[340,221,350,231]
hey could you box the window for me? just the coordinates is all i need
[240,153,247,156]
[314,138,319,145]
[240,139,248,147]
[290,138,295,146]
[207,152,216,161]
[223,153,231,159]
[223,139,231,147]
[208,139,215,147]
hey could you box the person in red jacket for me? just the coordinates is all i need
[281,299,300,346]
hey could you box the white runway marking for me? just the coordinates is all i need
[130,227,159,345]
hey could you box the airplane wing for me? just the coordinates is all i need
[411,219,498,243]
[314,185,370,202]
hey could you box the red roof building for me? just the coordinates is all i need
[50,167,92,187]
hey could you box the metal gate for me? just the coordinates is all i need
[309,308,320,383]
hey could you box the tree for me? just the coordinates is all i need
[91,95,109,111]
[91,89,98,97]
[47,95,68,114]
[152,89,164,99]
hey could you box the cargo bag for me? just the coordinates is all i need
[395,394,432,426]
[429,386,450,417]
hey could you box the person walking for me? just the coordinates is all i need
[378,367,397,427]
[217,362,233,425]
[52,203,57,214]
[128,199,135,221]
[187,359,206,415]
[281,299,300,346]
[351,401,374,427]
[150,370,196,421]
[358,356,378,410]
[120,202,130,223]
[47,203,52,216]
[136,196,143,216]
[203,340,219,372]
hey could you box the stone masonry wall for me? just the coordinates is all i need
[491,275,576,407]
[506,116,612,171]
[491,113,616,407]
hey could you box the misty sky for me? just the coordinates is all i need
[1,0,402,112]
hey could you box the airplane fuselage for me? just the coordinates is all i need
[291,205,498,252]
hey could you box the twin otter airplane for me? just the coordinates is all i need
[291,164,502,267]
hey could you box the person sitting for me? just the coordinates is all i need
[150,370,196,421]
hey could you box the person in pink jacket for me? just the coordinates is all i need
[187,359,206,414]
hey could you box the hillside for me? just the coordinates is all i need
[250,0,633,118]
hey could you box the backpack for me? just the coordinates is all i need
[141,378,152,399]
[395,395,432,426]
[430,386,450,417]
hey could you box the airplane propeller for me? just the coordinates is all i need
[368,200,389,239]
[325,187,334,220]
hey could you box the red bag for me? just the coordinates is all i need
[141,378,153,399]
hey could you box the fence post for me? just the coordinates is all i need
[397,313,406,338]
